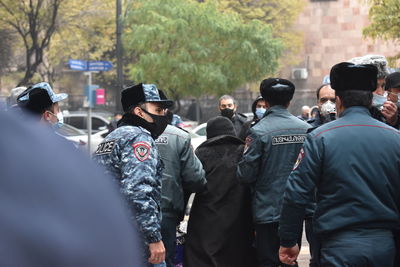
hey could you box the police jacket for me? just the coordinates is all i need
[280,107,400,247]
[237,105,310,224]
[155,125,206,218]
[94,125,163,244]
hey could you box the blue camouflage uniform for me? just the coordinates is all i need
[94,124,163,245]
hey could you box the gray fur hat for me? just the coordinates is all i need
[348,54,389,79]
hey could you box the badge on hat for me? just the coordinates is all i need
[132,141,151,161]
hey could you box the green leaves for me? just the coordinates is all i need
[124,0,282,98]
[363,0,400,61]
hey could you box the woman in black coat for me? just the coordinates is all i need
[184,116,256,267]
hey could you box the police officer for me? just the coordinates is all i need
[279,62,400,266]
[94,83,173,266]
[16,82,68,129]
[237,78,310,267]
[155,110,207,267]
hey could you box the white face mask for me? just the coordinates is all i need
[320,101,336,116]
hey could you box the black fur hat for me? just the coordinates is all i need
[330,62,377,92]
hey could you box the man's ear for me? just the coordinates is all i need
[133,106,144,118]
[42,110,51,122]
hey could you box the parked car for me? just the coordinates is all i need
[56,123,108,154]
[192,123,207,137]
[190,132,206,150]
[62,110,111,133]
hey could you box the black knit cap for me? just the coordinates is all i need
[206,116,236,139]
[330,62,377,92]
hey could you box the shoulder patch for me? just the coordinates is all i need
[243,136,253,154]
[272,134,306,145]
[155,136,168,145]
[293,148,305,170]
[94,140,116,155]
[132,141,151,161]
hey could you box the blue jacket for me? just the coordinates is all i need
[280,106,400,247]
[94,125,163,244]
[237,105,310,224]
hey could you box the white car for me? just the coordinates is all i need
[192,123,207,137]
[190,132,206,150]
[62,110,111,133]
[56,123,108,154]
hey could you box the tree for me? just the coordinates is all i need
[0,0,117,86]
[124,0,282,101]
[46,0,116,81]
[215,0,306,66]
[0,0,63,85]
[363,0,400,62]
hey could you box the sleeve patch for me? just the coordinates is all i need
[94,140,116,155]
[293,148,305,170]
[272,134,306,145]
[132,141,151,161]
[243,136,253,154]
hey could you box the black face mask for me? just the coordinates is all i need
[220,108,234,119]
[141,109,169,139]
[118,111,168,140]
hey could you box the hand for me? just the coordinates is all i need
[381,101,398,126]
[279,244,299,265]
[148,241,165,264]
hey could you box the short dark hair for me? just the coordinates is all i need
[218,95,236,105]
[316,83,331,99]
[335,90,372,108]
[260,78,295,106]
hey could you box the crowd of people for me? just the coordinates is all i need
[2,54,400,267]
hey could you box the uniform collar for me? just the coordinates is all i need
[264,105,289,117]
[339,106,371,117]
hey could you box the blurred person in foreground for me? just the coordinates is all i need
[94,83,173,266]
[0,109,143,266]
[155,110,207,267]
[279,62,400,266]
[16,82,68,130]
[184,116,256,267]
[238,96,267,140]
[237,78,310,267]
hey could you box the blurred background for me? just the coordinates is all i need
[0,0,399,122]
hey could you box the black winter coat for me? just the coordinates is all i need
[184,135,256,267]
